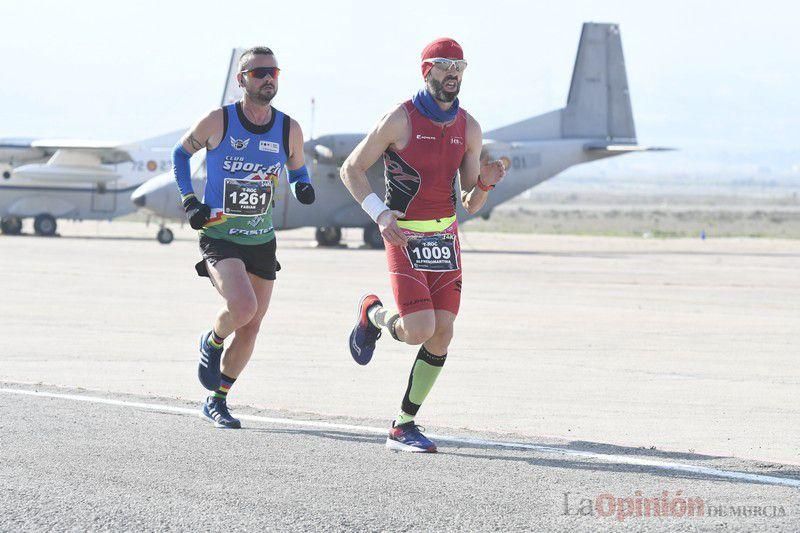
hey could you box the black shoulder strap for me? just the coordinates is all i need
[282,112,292,158]
[221,105,229,141]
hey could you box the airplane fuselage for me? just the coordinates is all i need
[132,137,620,233]
[272,137,618,231]
[0,150,174,221]
[130,22,653,246]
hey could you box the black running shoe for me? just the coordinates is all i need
[386,421,437,453]
[201,396,241,429]
[348,294,382,365]
[198,330,222,391]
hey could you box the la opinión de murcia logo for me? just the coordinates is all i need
[562,491,787,522]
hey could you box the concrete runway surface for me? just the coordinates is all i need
[1,221,798,530]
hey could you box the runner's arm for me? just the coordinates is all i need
[340,107,409,245]
[340,108,405,203]
[286,119,314,204]
[173,109,223,228]
[173,109,223,202]
[459,113,505,215]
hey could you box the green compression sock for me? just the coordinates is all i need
[398,345,447,422]
[394,411,416,426]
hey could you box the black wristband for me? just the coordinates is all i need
[183,195,201,212]
[295,182,315,205]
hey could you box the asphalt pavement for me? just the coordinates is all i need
[1,385,798,532]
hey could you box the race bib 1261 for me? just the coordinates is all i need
[223,179,272,216]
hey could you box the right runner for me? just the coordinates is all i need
[339,38,506,452]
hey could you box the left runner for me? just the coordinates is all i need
[172,46,315,429]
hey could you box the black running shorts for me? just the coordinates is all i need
[196,235,280,281]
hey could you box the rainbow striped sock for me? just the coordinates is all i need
[212,373,236,399]
[208,330,225,349]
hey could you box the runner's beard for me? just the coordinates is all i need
[247,83,277,104]
[427,76,460,103]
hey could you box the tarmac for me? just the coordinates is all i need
[1,384,799,532]
[1,221,798,530]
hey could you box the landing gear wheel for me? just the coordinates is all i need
[33,214,57,236]
[363,225,385,249]
[315,226,342,247]
[0,217,22,235]
[157,227,174,244]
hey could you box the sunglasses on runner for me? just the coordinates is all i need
[240,67,281,79]
[423,58,468,72]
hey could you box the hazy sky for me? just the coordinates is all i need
[1,0,798,175]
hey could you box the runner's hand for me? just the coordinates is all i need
[183,197,211,230]
[292,182,316,205]
[377,210,408,246]
[480,159,507,187]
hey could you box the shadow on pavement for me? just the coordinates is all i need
[239,426,799,487]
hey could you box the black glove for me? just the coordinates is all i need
[183,196,211,230]
[293,182,315,205]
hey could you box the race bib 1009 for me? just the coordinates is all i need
[404,233,459,272]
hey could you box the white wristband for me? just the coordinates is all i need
[361,193,388,223]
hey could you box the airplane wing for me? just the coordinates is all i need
[32,140,132,164]
[7,140,135,184]
[584,142,674,153]
[0,138,132,165]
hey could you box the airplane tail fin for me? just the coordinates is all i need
[562,23,634,141]
[485,22,636,143]
[220,48,246,106]
[122,50,246,151]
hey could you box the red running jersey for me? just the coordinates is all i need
[382,100,468,221]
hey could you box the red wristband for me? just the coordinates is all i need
[477,175,494,192]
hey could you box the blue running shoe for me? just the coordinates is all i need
[386,421,437,453]
[201,396,241,429]
[348,294,382,366]
[198,331,222,391]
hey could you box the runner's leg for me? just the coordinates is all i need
[378,308,435,345]
[423,310,455,355]
[207,258,259,339]
[198,257,257,391]
[220,273,274,378]
[395,310,455,425]
[202,269,272,428]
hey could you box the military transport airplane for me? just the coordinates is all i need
[0,49,244,240]
[133,23,665,247]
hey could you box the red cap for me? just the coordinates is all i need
[421,37,464,78]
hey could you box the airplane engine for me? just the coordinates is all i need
[304,134,365,167]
